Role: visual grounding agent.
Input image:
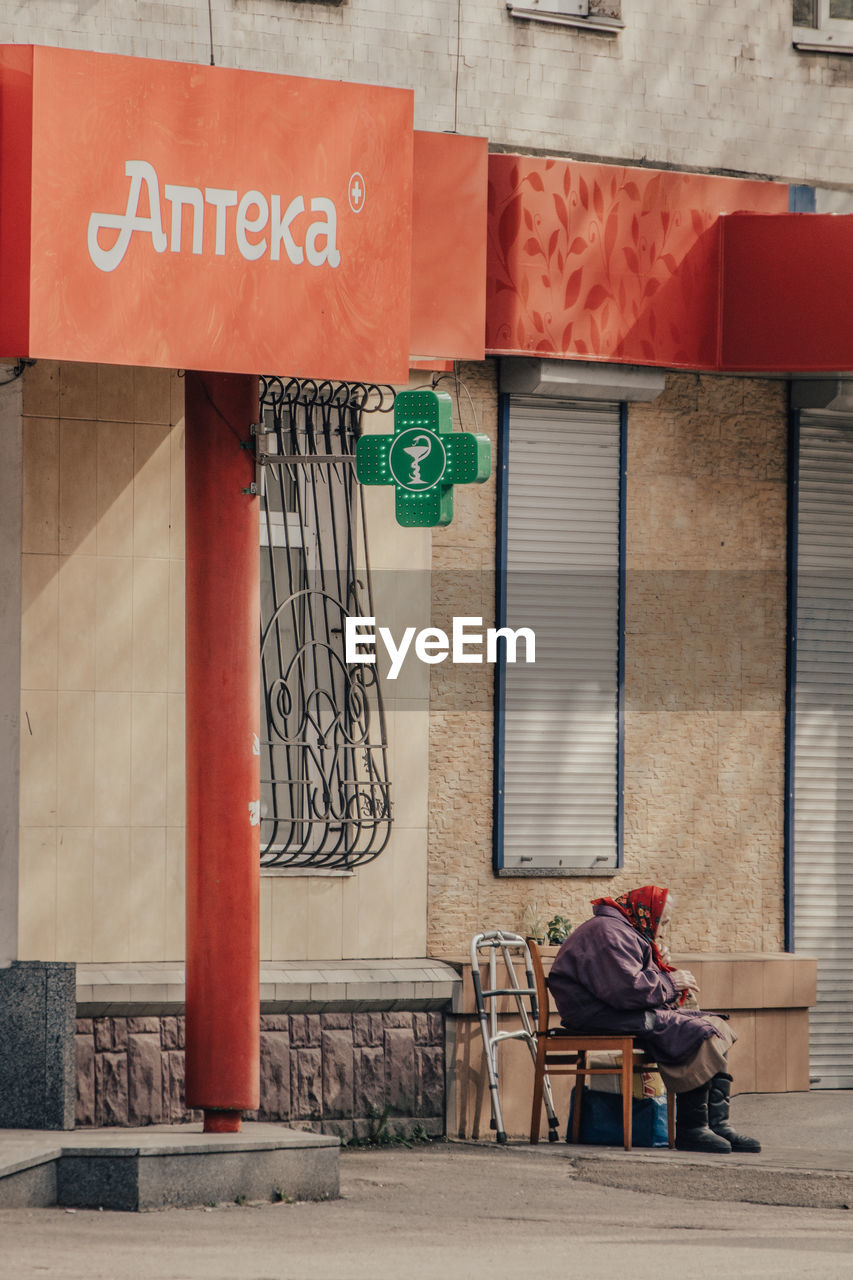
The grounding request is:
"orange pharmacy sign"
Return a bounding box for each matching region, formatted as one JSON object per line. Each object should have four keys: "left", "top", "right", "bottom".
{"left": 0, "top": 46, "right": 414, "bottom": 380}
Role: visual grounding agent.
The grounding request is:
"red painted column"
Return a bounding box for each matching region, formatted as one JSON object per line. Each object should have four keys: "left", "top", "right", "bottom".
{"left": 184, "top": 370, "right": 260, "bottom": 1133}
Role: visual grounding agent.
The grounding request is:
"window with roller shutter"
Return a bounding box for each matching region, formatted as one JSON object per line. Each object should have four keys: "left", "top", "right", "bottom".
{"left": 494, "top": 397, "right": 623, "bottom": 875}
{"left": 792, "top": 409, "right": 853, "bottom": 1087}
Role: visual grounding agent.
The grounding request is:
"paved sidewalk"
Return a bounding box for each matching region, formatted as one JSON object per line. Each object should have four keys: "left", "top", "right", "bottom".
{"left": 464, "top": 1089, "right": 853, "bottom": 1208}
{"left": 1, "top": 1090, "right": 852, "bottom": 1210}
{"left": 2, "top": 1126, "right": 853, "bottom": 1280}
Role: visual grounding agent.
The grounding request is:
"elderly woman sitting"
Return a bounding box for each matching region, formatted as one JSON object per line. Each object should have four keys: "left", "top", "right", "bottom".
{"left": 546, "top": 885, "right": 760, "bottom": 1153}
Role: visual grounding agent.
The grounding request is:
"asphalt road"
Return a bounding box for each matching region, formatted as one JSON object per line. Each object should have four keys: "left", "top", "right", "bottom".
{"left": 2, "top": 1143, "right": 852, "bottom": 1280}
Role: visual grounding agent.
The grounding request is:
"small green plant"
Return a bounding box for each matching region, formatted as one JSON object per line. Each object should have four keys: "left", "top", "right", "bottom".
{"left": 520, "top": 900, "right": 546, "bottom": 942}
{"left": 341, "top": 1105, "right": 437, "bottom": 1150}
{"left": 272, "top": 1187, "right": 291, "bottom": 1204}
{"left": 367, "top": 1103, "right": 395, "bottom": 1145}
{"left": 546, "top": 914, "right": 572, "bottom": 944}
{"left": 234, "top": 1194, "right": 247, "bottom": 1206}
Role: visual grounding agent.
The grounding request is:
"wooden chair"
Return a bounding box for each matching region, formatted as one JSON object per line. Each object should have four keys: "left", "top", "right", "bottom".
{"left": 527, "top": 939, "right": 675, "bottom": 1151}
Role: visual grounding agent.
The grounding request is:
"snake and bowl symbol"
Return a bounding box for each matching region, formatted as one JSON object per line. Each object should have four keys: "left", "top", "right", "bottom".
{"left": 402, "top": 434, "right": 433, "bottom": 485}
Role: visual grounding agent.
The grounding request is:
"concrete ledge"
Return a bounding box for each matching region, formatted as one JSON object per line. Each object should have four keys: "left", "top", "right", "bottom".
{"left": 76, "top": 959, "right": 461, "bottom": 1016}
{"left": 0, "top": 1159, "right": 58, "bottom": 1209}
{"left": 572, "top": 1153, "right": 853, "bottom": 1210}
{"left": 0, "top": 1125, "right": 339, "bottom": 1211}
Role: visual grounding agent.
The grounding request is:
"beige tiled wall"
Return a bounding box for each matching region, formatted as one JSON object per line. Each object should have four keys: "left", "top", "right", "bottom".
{"left": 19, "top": 358, "right": 785, "bottom": 967}
{"left": 18, "top": 361, "right": 186, "bottom": 963}
{"left": 19, "top": 361, "right": 433, "bottom": 964}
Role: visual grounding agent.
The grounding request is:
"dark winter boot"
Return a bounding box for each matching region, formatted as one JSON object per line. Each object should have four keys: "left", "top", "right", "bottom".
{"left": 675, "top": 1083, "right": 732, "bottom": 1153}
{"left": 707, "top": 1072, "right": 761, "bottom": 1153}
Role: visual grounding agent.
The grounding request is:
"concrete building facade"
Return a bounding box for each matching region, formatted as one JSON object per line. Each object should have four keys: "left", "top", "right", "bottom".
{"left": 0, "top": 2, "right": 851, "bottom": 1132}
{"left": 2, "top": 3, "right": 852, "bottom": 183}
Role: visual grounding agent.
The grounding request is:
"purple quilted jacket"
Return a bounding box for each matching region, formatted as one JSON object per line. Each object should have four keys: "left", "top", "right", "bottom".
{"left": 546, "top": 903, "right": 716, "bottom": 1064}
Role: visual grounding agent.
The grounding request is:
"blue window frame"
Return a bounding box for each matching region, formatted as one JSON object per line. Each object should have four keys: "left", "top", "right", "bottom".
{"left": 493, "top": 395, "right": 625, "bottom": 876}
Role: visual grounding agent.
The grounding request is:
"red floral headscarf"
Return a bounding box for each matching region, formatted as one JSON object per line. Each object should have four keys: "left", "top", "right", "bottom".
{"left": 592, "top": 885, "right": 673, "bottom": 974}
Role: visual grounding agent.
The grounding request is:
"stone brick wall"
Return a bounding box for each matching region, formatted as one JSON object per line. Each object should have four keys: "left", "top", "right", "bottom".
{"left": 75, "top": 1015, "right": 190, "bottom": 1128}
{"left": 427, "top": 360, "right": 499, "bottom": 954}
{"left": 427, "top": 369, "right": 788, "bottom": 958}
{"left": 1, "top": 3, "right": 851, "bottom": 186}
{"left": 75, "top": 1011, "right": 445, "bottom": 1137}
{"left": 624, "top": 373, "right": 788, "bottom": 953}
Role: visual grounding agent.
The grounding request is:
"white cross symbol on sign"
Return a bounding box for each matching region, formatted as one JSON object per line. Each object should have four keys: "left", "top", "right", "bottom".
{"left": 349, "top": 172, "right": 365, "bottom": 213}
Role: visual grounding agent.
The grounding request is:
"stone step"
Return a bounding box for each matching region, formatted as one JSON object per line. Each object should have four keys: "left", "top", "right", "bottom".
{"left": 0, "top": 1124, "right": 339, "bottom": 1211}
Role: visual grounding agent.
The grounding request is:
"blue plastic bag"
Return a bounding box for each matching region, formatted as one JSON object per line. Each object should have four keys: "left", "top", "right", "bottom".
{"left": 567, "top": 1086, "right": 669, "bottom": 1147}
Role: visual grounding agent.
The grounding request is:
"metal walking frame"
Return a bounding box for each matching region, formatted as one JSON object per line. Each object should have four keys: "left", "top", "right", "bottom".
{"left": 470, "top": 931, "right": 561, "bottom": 1144}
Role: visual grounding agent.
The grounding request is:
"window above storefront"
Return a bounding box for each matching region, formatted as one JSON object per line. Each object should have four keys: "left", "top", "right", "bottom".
{"left": 506, "top": 0, "right": 623, "bottom": 33}
{"left": 794, "top": 0, "right": 853, "bottom": 53}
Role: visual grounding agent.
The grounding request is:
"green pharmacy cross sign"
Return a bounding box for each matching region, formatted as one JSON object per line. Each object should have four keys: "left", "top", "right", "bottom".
{"left": 355, "top": 388, "right": 491, "bottom": 527}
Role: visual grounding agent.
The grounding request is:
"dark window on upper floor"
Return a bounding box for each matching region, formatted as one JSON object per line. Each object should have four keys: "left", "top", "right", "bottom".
{"left": 794, "top": 1, "right": 853, "bottom": 51}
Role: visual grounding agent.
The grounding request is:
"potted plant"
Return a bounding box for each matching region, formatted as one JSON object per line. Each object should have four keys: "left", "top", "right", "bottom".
{"left": 520, "top": 900, "right": 546, "bottom": 943}
{"left": 546, "top": 914, "right": 572, "bottom": 945}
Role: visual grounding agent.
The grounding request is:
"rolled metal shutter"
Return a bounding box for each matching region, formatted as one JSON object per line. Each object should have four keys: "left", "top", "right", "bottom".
{"left": 502, "top": 398, "right": 621, "bottom": 870}
{"left": 794, "top": 410, "right": 853, "bottom": 1088}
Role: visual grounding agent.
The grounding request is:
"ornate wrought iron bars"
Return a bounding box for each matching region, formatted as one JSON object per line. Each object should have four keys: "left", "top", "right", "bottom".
{"left": 256, "top": 378, "right": 394, "bottom": 869}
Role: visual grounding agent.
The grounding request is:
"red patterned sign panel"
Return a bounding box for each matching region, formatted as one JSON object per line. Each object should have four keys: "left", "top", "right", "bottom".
{"left": 486, "top": 155, "right": 788, "bottom": 370}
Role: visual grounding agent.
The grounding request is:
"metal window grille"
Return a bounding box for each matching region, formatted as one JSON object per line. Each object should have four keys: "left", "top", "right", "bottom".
{"left": 257, "top": 376, "right": 394, "bottom": 869}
